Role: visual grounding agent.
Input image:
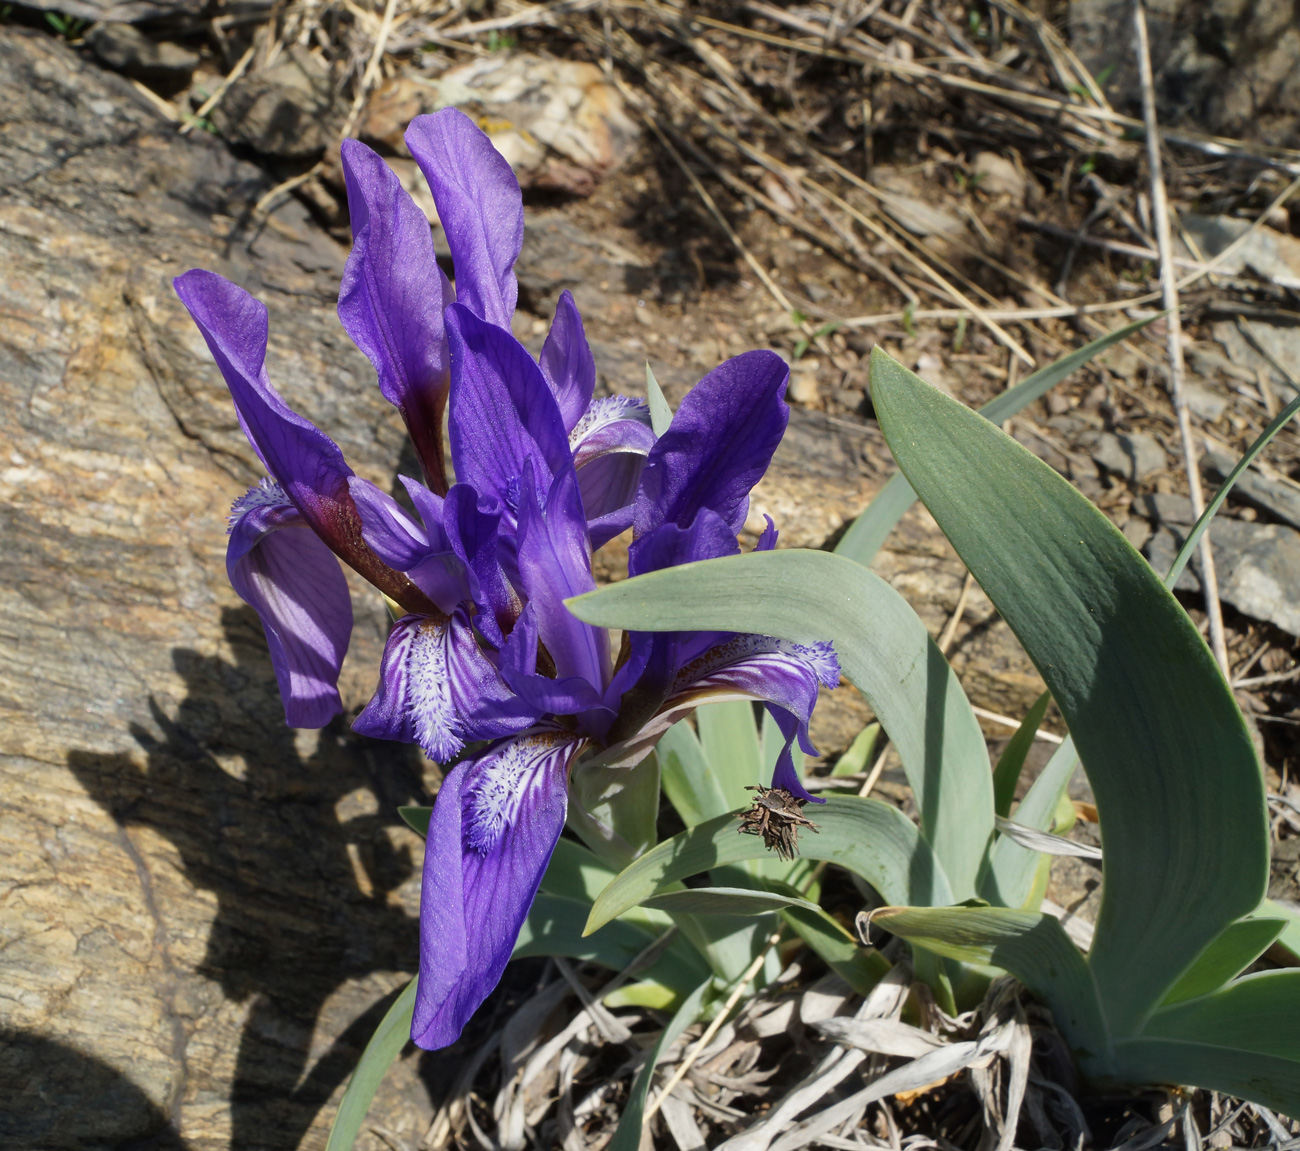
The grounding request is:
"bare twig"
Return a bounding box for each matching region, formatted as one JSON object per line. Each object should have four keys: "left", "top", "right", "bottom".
{"left": 644, "top": 931, "right": 784, "bottom": 1127}
{"left": 181, "top": 43, "right": 256, "bottom": 135}
{"left": 937, "top": 572, "right": 975, "bottom": 655}
{"left": 1135, "top": 0, "right": 1229, "bottom": 676}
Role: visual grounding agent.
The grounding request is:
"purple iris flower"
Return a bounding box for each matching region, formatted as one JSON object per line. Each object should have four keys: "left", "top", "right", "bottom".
{"left": 174, "top": 107, "right": 839, "bottom": 1052}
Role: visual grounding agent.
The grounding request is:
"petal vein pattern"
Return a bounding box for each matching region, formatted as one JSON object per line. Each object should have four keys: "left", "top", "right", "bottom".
{"left": 414, "top": 731, "right": 578, "bottom": 1050}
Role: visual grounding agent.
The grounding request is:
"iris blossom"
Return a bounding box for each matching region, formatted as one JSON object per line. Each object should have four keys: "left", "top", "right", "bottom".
{"left": 175, "top": 108, "right": 839, "bottom": 1051}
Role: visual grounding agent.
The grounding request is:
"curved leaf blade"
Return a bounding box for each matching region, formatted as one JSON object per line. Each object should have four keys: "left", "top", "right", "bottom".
{"left": 325, "top": 979, "right": 416, "bottom": 1151}
{"left": 869, "top": 348, "right": 1269, "bottom": 1037}
{"left": 834, "top": 315, "right": 1158, "bottom": 566}
{"left": 569, "top": 552, "right": 992, "bottom": 898}
{"left": 608, "top": 977, "right": 712, "bottom": 1151}
{"left": 643, "top": 886, "right": 821, "bottom": 916}
{"left": 1160, "top": 918, "right": 1286, "bottom": 1007}
{"left": 992, "top": 692, "right": 1050, "bottom": 818}
{"left": 586, "top": 796, "right": 954, "bottom": 934}
{"left": 871, "top": 905, "right": 1106, "bottom": 1052}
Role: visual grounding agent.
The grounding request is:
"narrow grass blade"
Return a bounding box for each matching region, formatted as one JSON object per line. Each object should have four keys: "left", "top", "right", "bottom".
{"left": 992, "top": 692, "right": 1051, "bottom": 817}
{"left": 607, "top": 977, "right": 712, "bottom": 1151}
{"left": 568, "top": 551, "right": 992, "bottom": 899}
{"left": 586, "top": 796, "right": 954, "bottom": 934}
{"left": 325, "top": 979, "right": 416, "bottom": 1151}
{"left": 697, "top": 700, "right": 765, "bottom": 808}
{"left": 396, "top": 805, "right": 431, "bottom": 837}
{"left": 870, "top": 348, "right": 1268, "bottom": 1037}
{"left": 835, "top": 315, "right": 1158, "bottom": 567}
{"left": 1165, "top": 391, "right": 1300, "bottom": 587}
{"left": 834, "top": 722, "right": 881, "bottom": 777}
{"left": 657, "top": 721, "right": 726, "bottom": 829}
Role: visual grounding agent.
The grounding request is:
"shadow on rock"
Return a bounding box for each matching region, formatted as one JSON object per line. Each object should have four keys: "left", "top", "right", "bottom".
{"left": 67, "top": 607, "right": 430, "bottom": 1151}
{"left": 3, "top": 1030, "right": 188, "bottom": 1151}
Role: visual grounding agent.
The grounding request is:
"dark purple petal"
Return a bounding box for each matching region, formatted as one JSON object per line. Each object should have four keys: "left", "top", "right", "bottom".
{"left": 413, "top": 731, "right": 578, "bottom": 1050}
{"left": 404, "top": 109, "right": 522, "bottom": 330}
{"left": 515, "top": 462, "right": 609, "bottom": 689}
{"left": 348, "top": 476, "right": 431, "bottom": 570}
{"left": 666, "top": 635, "right": 841, "bottom": 803}
{"left": 338, "top": 139, "right": 453, "bottom": 492}
{"left": 443, "top": 483, "right": 518, "bottom": 645}
{"left": 498, "top": 604, "right": 609, "bottom": 721}
{"left": 348, "top": 477, "right": 474, "bottom": 613}
{"left": 227, "top": 481, "right": 352, "bottom": 728}
{"left": 633, "top": 350, "right": 789, "bottom": 538}
{"left": 446, "top": 305, "right": 571, "bottom": 513}
{"left": 174, "top": 269, "right": 436, "bottom": 616}
{"left": 176, "top": 269, "right": 353, "bottom": 512}
{"left": 353, "top": 609, "right": 538, "bottom": 762}
{"left": 539, "top": 290, "right": 595, "bottom": 433}
{"left": 756, "top": 514, "right": 779, "bottom": 551}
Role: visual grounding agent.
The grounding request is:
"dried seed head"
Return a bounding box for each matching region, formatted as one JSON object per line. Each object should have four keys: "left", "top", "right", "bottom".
{"left": 737, "top": 785, "right": 819, "bottom": 861}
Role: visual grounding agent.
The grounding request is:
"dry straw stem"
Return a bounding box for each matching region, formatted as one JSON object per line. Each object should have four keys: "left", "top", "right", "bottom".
{"left": 643, "top": 930, "right": 785, "bottom": 1129}
{"left": 180, "top": 43, "right": 255, "bottom": 135}
{"left": 1134, "top": 0, "right": 1229, "bottom": 676}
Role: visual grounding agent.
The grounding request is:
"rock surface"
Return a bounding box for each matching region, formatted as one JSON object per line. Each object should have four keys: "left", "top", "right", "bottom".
{"left": 361, "top": 54, "right": 639, "bottom": 196}
{"left": 1070, "top": 0, "right": 1300, "bottom": 148}
{"left": 211, "top": 45, "right": 342, "bottom": 160}
{"left": 1141, "top": 495, "right": 1300, "bottom": 636}
{"left": 0, "top": 28, "right": 435, "bottom": 1151}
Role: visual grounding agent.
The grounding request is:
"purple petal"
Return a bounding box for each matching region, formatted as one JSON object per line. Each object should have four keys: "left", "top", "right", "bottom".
{"left": 666, "top": 635, "right": 841, "bottom": 803}
{"left": 227, "top": 481, "right": 352, "bottom": 728}
{"left": 633, "top": 350, "right": 790, "bottom": 538}
{"left": 175, "top": 269, "right": 435, "bottom": 615}
{"left": 175, "top": 270, "right": 353, "bottom": 513}
{"left": 570, "top": 395, "right": 655, "bottom": 548}
{"left": 498, "top": 603, "right": 609, "bottom": 721}
{"left": 338, "top": 139, "right": 453, "bottom": 492}
{"left": 348, "top": 477, "right": 474, "bottom": 613}
{"left": 446, "top": 305, "right": 572, "bottom": 514}
{"left": 354, "top": 609, "right": 539, "bottom": 762}
{"left": 413, "top": 732, "right": 578, "bottom": 1050}
{"left": 443, "top": 483, "right": 519, "bottom": 645}
{"left": 539, "top": 290, "right": 596, "bottom": 433}
{"left": 515, "top": 462, "right": 610, "bottom": 689}
{"left": 405, "top": 109, "right": 523, "bottom": 330}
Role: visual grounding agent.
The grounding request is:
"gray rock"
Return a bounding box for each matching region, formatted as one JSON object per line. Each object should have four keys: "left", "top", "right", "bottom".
{"left": 1070, "top": 0, "right": 1300, "bottom": 148}
{"left": 1182, "top": 214, "right": 1300, "bottom": 290}
{"left": 1213, "top": 318, "right": 1300, "bottom": 394}
{"left": 211, "top": 45, "right": 342, "bottom": 160}
{"left": 19, "top": 0, "right": 202, "bottom": 25}
{"left": 86, "top": 23, "right": 198, "bottom": 84}
{"left": 0, "top": 27, "right": 435, "bottom": 1151}
{"left": 1145, "top": 511, "right": 1300, "bottom": 636}
{"left": 1088, "top": 430, "right": 1167, "bottom": 482}
{"left": 1182, "top": 378, "right": 1229, "bottom": 421}
{"left": 1204, "top": 450, "right": 1300, "bottom": 532}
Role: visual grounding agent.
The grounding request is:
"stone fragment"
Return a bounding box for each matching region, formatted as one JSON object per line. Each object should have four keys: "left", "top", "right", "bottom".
{"left": 86, "top": 23, "right": 198, "bottom": 85}
{"left": 1181, "top": 378, "right": 1229, "bottom": 421}
{"left": 1182, "top": 215, "right": 1300, "bottom": 289}
{"left": 1212, "top": 319, "right": 1300, "bottom": 392}
{"left": 788, "top": 362, "right": 821, "bottom": 405}
{"left": 211, "top": 45, "right": 342, "bottom": 160}
{"left": 362, "top": 54, "right": 639, "bottom": 195}
{"left": 972, "top": 151, "right": 1025, "bottom": 205}
{"left": 1203, "top": 450, "right": 1300, "bottom": 532}
{"left": 1088, "top": 430, "right": 1167, "bottom": 482}
{"left": 1141, "top": 495, "right": 1300, "bottom": 636}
